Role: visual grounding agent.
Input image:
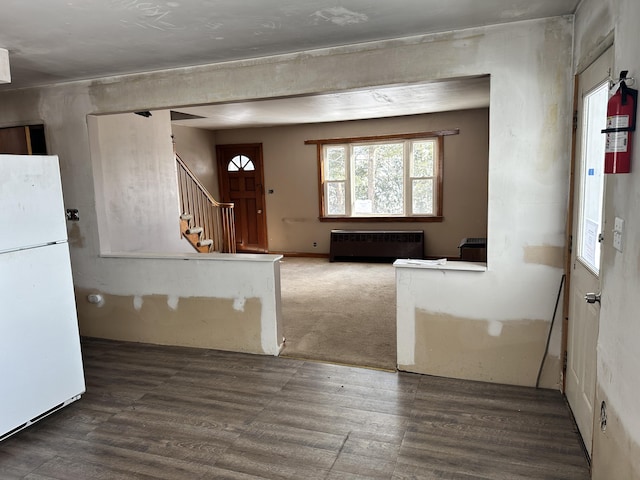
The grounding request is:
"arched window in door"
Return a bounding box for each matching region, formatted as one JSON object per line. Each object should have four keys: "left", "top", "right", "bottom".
{"left": 227, "top": 155, "right": 255, "bottom": 172}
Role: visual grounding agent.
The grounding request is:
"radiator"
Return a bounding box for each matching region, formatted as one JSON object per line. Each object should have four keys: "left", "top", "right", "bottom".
{"left": 329, "top": 229, "right": 424, "bottom": 262}
{"left": 458, "top": 237, "right": 487, "bottom": 262}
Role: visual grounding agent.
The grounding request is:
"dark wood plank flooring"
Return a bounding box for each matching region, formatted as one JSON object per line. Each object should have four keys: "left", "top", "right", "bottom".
{"left": 0, "top": 338, "right": 590, "bottom": 479}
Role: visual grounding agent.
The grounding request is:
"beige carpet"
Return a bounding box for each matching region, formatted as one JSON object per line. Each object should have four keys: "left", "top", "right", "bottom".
{"left": 279, "top": 257, "right": 397, "bottom": 370}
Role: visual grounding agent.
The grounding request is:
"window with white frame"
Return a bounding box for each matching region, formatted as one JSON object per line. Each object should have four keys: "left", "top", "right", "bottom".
{"left": 311, "top": 131, "right": 455, "bottom": 220}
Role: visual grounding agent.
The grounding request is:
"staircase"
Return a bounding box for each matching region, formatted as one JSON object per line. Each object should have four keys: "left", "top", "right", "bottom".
{"left": 175, "top": 153, "right": 236, "bottom": 253}
{"left": 179, "top": 214, "right": 214, "bottom": 253}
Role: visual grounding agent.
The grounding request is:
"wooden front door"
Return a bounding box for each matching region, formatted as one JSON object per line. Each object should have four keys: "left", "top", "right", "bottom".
{"left": 216, "top": 143, "right": 268, "bottom": 253}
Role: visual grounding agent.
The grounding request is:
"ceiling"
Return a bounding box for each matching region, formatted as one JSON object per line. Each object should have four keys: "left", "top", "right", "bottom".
{"left": 0, "top": 0, "right": 579, "bottom": 128}
{"left": 170, "top": 75, "right": 492, "bottom": 130}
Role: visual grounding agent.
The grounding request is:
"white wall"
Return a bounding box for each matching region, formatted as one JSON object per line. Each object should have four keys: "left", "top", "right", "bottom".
{"left": 171, "top": 124, "right": 219, "bottom": 198}
{"left": 0, "top": 17, "right": 571, "bottom": 385}
{"left": 387, "top": 17, "right": 573, "bottom": 388}
{"left": 575, "top": 0, "right": 640, "bottom": 477}
{"left": 89, "top": 110, "right": 190, "bottom": 253}
{"left": 77, "top": 252, "right": 283, "bottom": 356}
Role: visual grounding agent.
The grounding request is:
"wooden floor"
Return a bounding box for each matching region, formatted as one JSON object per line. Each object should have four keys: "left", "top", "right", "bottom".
{"left": 1, "top": 338, "right": 590, "bottom": 480}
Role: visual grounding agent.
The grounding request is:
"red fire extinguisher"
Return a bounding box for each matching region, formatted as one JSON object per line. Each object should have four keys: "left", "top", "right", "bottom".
{"left": 602, "top": 71, "right": 637, "bottom": 174}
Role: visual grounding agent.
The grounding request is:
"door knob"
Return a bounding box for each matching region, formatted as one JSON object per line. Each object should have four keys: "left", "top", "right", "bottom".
{"left": 257, "top": 209, "right": 263, "bottom": 214}
{"left": 585, "top": 292, "right": 601, "bottom": 304}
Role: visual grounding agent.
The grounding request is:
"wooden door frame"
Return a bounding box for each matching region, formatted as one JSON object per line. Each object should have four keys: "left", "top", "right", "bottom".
{"left": 561, "top": 75, "right": 580, "bottom": 392}
{"left": 216, "top": 143, "right": 269, "bottom": 253}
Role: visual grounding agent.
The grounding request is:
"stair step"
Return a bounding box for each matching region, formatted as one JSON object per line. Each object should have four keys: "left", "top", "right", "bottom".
{"left": 186, "top": 226, "right": 203, "bottom": 235}
{"left": 197, "top": 239, "right": 213, "bottom": 247}
{"left": 180, "top": 214, "right": 193, "bottom": 221}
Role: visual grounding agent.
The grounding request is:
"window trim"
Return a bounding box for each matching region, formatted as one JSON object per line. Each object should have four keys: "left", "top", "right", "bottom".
{"left": 306, "top": 130, "right": 458, "bottom": 222}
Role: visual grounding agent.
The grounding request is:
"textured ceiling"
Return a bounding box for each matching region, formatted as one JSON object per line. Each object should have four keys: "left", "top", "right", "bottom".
{"left": 1, "top": 0, "right": 579, "bottom": 90}
{"left": 170, "top": 75, "right": 492, "bottom": 130}
{"left": 0, "top": 1, "right": 578, "bottom": 127}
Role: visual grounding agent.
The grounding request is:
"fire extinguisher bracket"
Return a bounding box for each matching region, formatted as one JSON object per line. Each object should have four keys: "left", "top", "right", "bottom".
{"left": 600, "top": 87, "right": 638, "bottom": 134}
{"left": 601, "top": 126, "right": 635, "bottom": 133}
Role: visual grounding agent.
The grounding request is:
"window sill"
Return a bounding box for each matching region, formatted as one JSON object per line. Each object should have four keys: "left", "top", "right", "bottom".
{"left": 318, "top": 216, "right": 443, "bottom": 223}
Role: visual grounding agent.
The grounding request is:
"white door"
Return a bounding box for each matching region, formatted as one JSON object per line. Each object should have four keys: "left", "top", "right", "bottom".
{"left": 565, "top": 46, "right": 612, "bottom": 456}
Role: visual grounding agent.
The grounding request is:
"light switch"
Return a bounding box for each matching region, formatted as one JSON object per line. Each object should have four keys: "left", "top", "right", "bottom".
{"left": 613, "top": 216, "right": 624, "bottom": 252}
{"left": 614, "top": 217, "right": 624, "bottom": 232}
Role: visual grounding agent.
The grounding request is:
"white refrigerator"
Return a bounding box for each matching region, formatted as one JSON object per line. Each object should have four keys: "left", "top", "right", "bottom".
{"left": 0, "top": 154, "right": 86, "bottom": 441}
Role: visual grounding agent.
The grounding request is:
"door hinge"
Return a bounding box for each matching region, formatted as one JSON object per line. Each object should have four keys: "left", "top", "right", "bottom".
{"left": 573, "top": 111, "right": 579, "bottom": 132}
{"left": 563, "top": 350, "right": 568, "bottom": 372}
{"left": 568, "top": 234, "right": 573, "bottom": 254}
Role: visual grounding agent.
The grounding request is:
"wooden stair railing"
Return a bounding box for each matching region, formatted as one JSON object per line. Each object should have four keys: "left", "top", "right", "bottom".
{"left": 175, "top": 153, "right": 236, "bottom": 253}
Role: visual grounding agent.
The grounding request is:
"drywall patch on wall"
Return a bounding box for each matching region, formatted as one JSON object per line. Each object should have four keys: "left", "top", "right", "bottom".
{"left": 76, "top": 289, "right": 264, "bottom": 354}
{"left": 400, "top": 309, "right": 555, "bottom": 387}
{"left": 523, "top": 245, "right": 564, "bottom": 268}
{"left": 111, "top": 0, "right": 179, "bottom": 31}
{"left": 67, "top": 222, "right": 85, "bottom": 249}
{"left": 167, "top": 295, "right": 179, "bottom": 310}
{"left": 281, "top": 217, "right": 313, "bottom": 224}
{"left": 133, "top": 295, "right": 144, "bottom": 311}
{"left": 311, "top": 7, "right": 368, "bottom": 26}
{"left": 233, "top": 297, "right": 246, "bottom": 311}
{"left": 488, "top": 320, "right": 503, "bottom": 337}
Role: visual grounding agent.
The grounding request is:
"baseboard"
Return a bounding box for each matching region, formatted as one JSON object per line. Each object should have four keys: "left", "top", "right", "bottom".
{"left": 272, "top": 251, "right": 329, "bottom": 259}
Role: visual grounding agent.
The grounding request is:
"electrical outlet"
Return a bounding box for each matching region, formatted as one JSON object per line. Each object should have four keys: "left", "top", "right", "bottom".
{"left": 613, "top": 232, "right": 623, "bottom": 251}
{"left": 613, "top": 216, "right": 624, "bottom": 252}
